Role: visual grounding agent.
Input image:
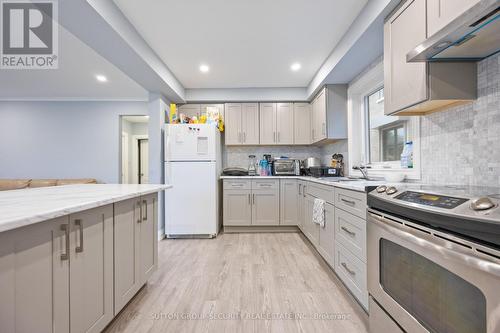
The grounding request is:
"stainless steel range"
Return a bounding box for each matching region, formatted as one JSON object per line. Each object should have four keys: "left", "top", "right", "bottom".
{"left": 367, "top": 184, "right": 500, "bottom": 333}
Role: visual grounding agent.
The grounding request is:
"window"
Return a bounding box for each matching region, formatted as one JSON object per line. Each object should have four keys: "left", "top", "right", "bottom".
{"left": 366, "top": 88, "right": 408, "bottom": 164}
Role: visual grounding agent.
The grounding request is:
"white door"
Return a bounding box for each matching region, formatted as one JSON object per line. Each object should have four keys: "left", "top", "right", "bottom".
{"left": 139, "top": 139, "right": 149, "bottom": 184}
{"left": 121, "top": 132, "right": 129, "bottom": 183}
{"left": 165, "top": 124, "right": 216, "bottom": 161}
{"left": 241, "top": 103, "right": 260, "bottom": 145}
{"left": 165, "top": 161, "right": 217, "bottom": 236}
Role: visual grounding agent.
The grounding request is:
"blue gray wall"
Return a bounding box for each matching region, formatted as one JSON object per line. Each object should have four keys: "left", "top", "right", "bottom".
{"left": 0, "top": 101, "right": 148, "bottom": 183}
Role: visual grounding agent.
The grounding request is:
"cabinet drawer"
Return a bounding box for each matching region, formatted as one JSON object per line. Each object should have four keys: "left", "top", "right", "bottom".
{"left": 334, "top": 243, "right": 368, "bottom": 309}
{"left": 252, "top": 179, "right": 279, "bottom": 190}
{"left": 223, "top": 179, "right": 251, "bottom": 190}
{"left": 334, "top": 188, "right": 366, "bottom": 219}
{"left": 306, "top": 183, "right": 334, "bottom": 204}
{"left": 335, "top": 208, "right": 366, "bottom": 262}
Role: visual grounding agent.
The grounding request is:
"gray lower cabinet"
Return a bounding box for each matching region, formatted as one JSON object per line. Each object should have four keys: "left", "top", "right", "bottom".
{"left": 223, "top": 179, "right": 279, "bottom": 226}
{"left": 0, "top": 204, "right": 115, "bottom": 333}
{"left": 317, "top": 202, "right": 335, "bottom": 268}
{"left": 69, "top": 205, "right": 114, "bottom": 333}
{"left": 0, "top": 216, "right": 70, "bottom": 333}
{"left": 114, "top": 194, "right": 158, "bottom": 315}
{"left": 280, "top": 179, "right": 298, "bottom": 225}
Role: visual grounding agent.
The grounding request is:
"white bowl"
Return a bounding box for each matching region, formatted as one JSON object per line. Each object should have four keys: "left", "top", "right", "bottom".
{"left": 384, "top": 173, "right": 406, "bottom": 182}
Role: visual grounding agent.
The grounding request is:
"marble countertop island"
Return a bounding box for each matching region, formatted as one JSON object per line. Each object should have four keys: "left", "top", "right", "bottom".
{"left": 0, "top": 184, "right": 172, "bottom": 233}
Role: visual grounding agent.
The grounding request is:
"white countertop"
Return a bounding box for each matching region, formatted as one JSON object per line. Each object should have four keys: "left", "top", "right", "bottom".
{"left": 220, "top": 175, "right": 405, "bottom": 192}
{"left": 0, "top": 184, "right": 172, "bottom": 233}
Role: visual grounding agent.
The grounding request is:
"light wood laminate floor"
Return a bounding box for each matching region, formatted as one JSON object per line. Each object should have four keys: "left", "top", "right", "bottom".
{"left": 104, "top": 232, "right": 368, "bottom": 333}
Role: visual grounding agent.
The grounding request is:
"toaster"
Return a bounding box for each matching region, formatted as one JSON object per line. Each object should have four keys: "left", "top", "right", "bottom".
{"left": 272, "top": 159, "right": 300, "bottom": 176}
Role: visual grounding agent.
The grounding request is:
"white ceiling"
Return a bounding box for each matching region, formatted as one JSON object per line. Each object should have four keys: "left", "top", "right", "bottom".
{"left": 114, "top": 0, "right": 368, "bottom": 89}
{"left": 0, "top": 23, "right": 148, "bottom": 101}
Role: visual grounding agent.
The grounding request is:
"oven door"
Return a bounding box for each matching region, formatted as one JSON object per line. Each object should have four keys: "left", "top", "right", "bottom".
{"left": 367, "top": 209, "right": 500, "bottom": 333}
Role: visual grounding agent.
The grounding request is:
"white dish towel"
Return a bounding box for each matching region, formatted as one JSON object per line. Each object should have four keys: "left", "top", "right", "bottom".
{"left": 313, "top": 198, "right": 325, "bottom": 228}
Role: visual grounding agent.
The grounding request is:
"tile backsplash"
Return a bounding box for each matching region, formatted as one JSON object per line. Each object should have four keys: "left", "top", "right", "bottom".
{"left": 420, "top": 53, "right": 500, "bottom": 186}
{"left": 223, "top": 140, "right": 349, "bottom": 170}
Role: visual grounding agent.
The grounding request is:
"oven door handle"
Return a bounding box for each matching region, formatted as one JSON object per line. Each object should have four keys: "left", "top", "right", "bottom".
{"left": 367, "top": 211, "right": 500, "bottom": 271}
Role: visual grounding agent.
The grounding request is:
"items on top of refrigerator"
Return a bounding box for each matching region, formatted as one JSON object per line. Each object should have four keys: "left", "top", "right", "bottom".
{"left": 167, "top": 104, "right": 225, "bottom": 132}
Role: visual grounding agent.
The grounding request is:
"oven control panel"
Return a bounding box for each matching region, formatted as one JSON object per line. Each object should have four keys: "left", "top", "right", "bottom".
{"left": 395, "top": 191, "right": 468, "bottom": 209}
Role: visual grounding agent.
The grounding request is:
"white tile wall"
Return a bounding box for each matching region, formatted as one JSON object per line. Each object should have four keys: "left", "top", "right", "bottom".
{"left": 420, "top": 53, "right": 500, "bottom": 186}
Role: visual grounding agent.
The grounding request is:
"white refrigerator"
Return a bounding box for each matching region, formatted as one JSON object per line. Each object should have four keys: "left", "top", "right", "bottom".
{"left": 164, "top": 124, "right": 221, "bottom": 238}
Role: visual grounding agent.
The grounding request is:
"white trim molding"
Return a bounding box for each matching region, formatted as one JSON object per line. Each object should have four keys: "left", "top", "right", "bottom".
{"left": 347, "top": 59, "right": 421, "bottom": 180}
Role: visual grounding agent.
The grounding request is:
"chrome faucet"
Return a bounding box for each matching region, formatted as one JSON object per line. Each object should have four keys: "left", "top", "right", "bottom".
{"left": 354, "top": 163, "right": 370, "bottom": 180}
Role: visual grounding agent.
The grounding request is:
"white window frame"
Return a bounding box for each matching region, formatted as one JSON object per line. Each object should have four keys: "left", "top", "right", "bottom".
{"left": 347, "top": 60, "right": 421, "bottom": 180}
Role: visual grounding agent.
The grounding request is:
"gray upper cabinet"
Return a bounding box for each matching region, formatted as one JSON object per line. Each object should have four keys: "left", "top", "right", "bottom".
{"left": 224, "top": 103, "right": 259, "bottom": 145}
{"left": 259, "top": 103, "right": 277, "bottom": 144}
{"left": 311, "top": 85, "right": 348, "bottom": 143}
{"left": 293, "top": 103, "right": 312, "bottom": 144}
{"left": 224, "top": 103, "right": 243, "bottom": 145}
{"left": 427, "top": 0, "right": 481, "bottom": 37}
{"left": 276, "top": 103, "right": 294, "bottom": 144}
{"left": 384, "top": 0, "right": 477, "bottom": 115}
{"left": 241, "top": 103, "right": 260, "bottom": 145}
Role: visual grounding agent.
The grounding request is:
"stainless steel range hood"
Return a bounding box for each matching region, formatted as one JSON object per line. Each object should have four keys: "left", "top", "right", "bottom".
{"left": 407, "top": 0, "right": 500, "bottom": 62}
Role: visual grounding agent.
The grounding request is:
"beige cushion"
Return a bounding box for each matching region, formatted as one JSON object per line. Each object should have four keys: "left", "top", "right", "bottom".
{"left": 0, "top": 179, "right": 31, "bottom": 191}
{"left": 29, "top": 179, "right": 57, "bottom": 188}
{"left": 56, "top": 178, "right": 97, "bottom": 186}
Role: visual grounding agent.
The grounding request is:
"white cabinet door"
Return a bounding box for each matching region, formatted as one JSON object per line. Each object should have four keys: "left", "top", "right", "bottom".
{"left": 114, "top": 198, "right": 141, "bottom": 314}
{"left": 0, "top": 217, "right": 70, "bottom": 333}
{"left": 224, "top": 103, "right": 242, "bottom": 145}
{"left": 252, "top": 190, "right": 279, "bottom": 225}
{"left": 259, "top": 103, "right": 277, "bottom": 145}
{"left": 293, "top": 103, "right": 312, "bottom": 144}
{"left": 241, "top": 103, "right": 259, "bottom": 145}
{"left": 427, "top": 0, "right": 480, "bottom": 37}
{"left": 223, "top": 189, "right": 252, "bottom": 226}
{"left": 318, "top": 203, "right": 335, "bottom": 268}
{"left": 69, "top": 205, "right": 113, "bottom": 333}
{"left": 139, "top": 193, "right": 158, "bottom": 283}
{"left": 280, "top": 179, "right": 298, "bottom": 225}
{"left": 384, "top": 0, "right": 427, "bottom": 114}
{"left": 276, "top": 103, "right": 294, "bottom": 144}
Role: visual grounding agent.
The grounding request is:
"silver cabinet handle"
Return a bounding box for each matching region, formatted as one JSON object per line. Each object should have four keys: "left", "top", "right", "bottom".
{"left": 298, "top": 184, "right": 302, "bottom": 195}
{"left": 253, "top": 194, "right": 255, "bottom": 204}
{"left": 341, "top": 198, "right": 356, "bottom": 205}
{"left": 75, "top": 219, "right": 83, "bottom": 253}
{"left": 137, "top": 201, "right": 142, "bottom": 223}
{"left": 341, "top": 262, "right": 356, "bottom": 275}
{"left": 243, "top": 132, "right": 246, "bottom": 143}
{"left": 231, "top": 183, "right": 244, "bottom": 187}
{"left": 273, "top": 132, "right": 276, "bottom": 143}
{"left": 312, "top": 128, "right": 315, "bottom": 140}
{"left": 341, "top": 226, "right": 356, "bottom": 236}
{"left": 60, "top": 224, "right": 70, "bottom": 261}
{"left": 248, "top": 194, "right": 251, "bottom": 205}
{"left": 278, "top": 132, "right": 280, "bottom": 142}
{"left": 142, "top": 199, "right": 148, "bottom": 221}
{"left": 303, "top": 186, "right": 306, "bottom": 197}
{"left": 258, "top": 183, "right": 272, "bottom": 187}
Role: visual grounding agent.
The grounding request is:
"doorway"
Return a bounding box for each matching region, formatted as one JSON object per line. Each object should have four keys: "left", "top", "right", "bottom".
{"left": 120, "top": 115, "right": 149, "bottom": 184}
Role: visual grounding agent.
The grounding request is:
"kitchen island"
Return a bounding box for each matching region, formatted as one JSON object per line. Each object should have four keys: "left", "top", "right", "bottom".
{"left": 0, "top": 184, "right": 171, "bottom": 333}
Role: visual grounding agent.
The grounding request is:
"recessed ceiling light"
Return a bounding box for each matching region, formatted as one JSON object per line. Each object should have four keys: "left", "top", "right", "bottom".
{"left": 291, "top": 63, "right": 301, "bottom": 71}
{"left": 96, "top": 74, "right": 108, "bottom": 82}
{"left": 199, "top": 64, "right": 210, "bottom": 73}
